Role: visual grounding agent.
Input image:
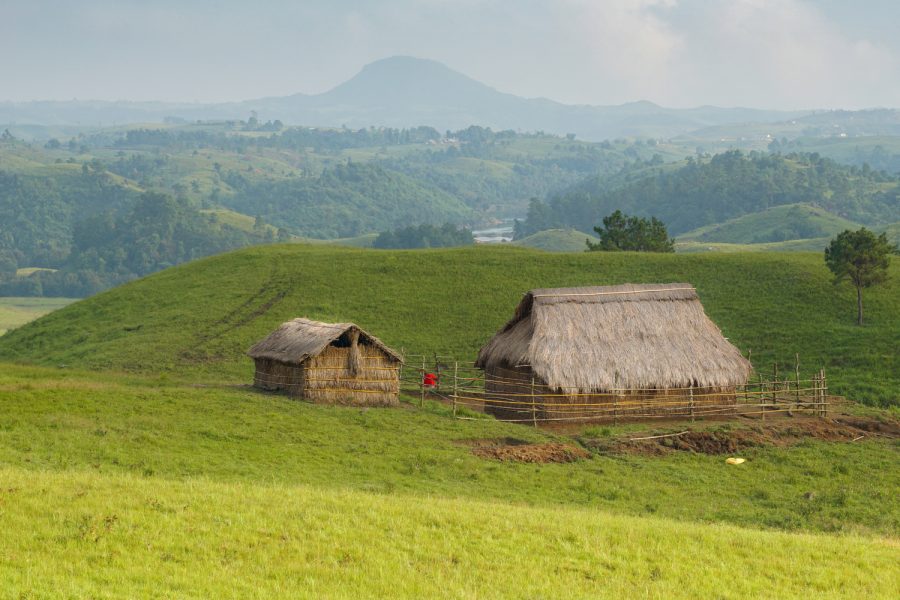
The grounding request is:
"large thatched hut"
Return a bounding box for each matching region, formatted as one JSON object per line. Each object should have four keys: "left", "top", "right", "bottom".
{"left": 475, "top": 283, "right": 752, "bottom": 422}
{"left": 248, "top": 318, "right": 402, "bottom": 406}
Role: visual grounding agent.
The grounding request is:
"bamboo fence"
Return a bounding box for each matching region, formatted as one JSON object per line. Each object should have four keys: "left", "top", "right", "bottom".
{"left": 401, "top": 354, "right": 830, "bottom": 425}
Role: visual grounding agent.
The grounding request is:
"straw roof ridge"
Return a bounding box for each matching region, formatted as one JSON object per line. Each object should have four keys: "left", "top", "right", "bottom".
{"left": 248, "top": 317, "right": 402, "bottom": 364}
{"left": 476, "top": 283, "right": 752, "bottom": 391}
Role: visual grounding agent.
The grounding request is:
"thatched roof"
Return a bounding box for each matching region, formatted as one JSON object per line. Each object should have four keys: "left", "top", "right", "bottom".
{"left": 248, "top": 318, "right": 402, "bottom": 364}
{"left": 475, "top": 283, "right": 752, "bottom": 391}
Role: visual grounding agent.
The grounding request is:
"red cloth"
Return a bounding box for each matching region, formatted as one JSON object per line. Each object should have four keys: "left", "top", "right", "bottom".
{"left": 423, "top": 373, "right": 438, "bottom": 387}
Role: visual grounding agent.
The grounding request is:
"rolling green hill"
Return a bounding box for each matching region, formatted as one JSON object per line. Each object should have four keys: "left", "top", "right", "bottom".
{"left": 679, "top": 204, "right": 862, "bottom": 244}
{"left": 2, "top": 123, "right": 689, "bottom": 298}
{"left": 1, "top": 245, "right": 898, "bottom": 596}
{"left": 1, "top": 244, "right": 896, "bottom": 405}
{"left": 675, "top": 238, "right": 832, "bottom": 253}
{"left": 513, "top": 228, "right": 598, "bottom": 251}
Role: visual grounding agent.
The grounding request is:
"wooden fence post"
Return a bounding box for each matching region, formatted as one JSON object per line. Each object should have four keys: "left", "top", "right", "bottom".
{"left": 814, "top": 370, "right": 823, "bottom": 417}
{"left": 772, "top": 362, "right": 778, "bottom": 410}
{"left": 819, "top": 370, "right": 825, "bottom": 417}
{"left": 689, "top": 386, "right": 695, "bottom": 422}
{"left": 452, "top": 361, "right": 458, "bottom": 418}
{"left": 794, "top": 354, "right": 801, "bottom": 410}
{"left": 812, "top": 371, "right": 819, "bottom": 416}
{"left": 420, "top": 355, "right": 426, "bottom": 408}
{"left": 530, "top": 375, "right": 537, "bottom": 427}
{"left": 433, "top": 352, "right": 440, "bottom": 394}
{"left": 821, "top": 368, "right": 828, "bottom": 418}
{"left": 759, "top": 372, "right": 765, "bottom": 422}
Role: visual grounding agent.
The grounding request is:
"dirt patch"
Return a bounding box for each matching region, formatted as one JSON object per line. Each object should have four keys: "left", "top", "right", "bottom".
{"left": 456, "top": 437, "right": 531, "bottom": 450}
{"left": 834, "top": 417, "right": 900, "bottom": 436}
{"left": 470, "top": 441, "right": 590, "bottom": 463}
{"left": 586, "top": 415, "right": 899, "bottom": 456}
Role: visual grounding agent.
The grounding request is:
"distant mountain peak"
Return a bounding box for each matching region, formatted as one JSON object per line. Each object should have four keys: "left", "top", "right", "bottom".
{"left": 360, "top": 55, "right": 454, "bottom": 72}
{"left": 323, "top": 56, "right": 498, "bottom": 103}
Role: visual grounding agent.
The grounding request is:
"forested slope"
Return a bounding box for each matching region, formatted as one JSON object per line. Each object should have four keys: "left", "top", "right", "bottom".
{"left": 519, "top": 151, "right": 900, "bottom": 237}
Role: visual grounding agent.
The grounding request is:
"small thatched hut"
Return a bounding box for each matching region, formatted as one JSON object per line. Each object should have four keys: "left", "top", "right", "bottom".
{"left": 248, "top": 318, "right": 402, "bottom": 406}
{"left": 475, "top": 283, "right": 752, "bottom": 422}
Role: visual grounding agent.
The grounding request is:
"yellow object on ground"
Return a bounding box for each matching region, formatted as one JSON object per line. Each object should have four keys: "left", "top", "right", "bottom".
{"left": 726, "top": 457, "right": 746, "bottom": 465}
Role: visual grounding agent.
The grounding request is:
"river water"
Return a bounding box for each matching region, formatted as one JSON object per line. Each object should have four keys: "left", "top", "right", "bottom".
{"left": 472, "top": 222, "right": 515, "bottom": 243}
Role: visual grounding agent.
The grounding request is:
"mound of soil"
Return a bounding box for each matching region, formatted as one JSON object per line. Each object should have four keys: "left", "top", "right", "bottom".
{"left": 462, "top": 438, "right": 590, "bottom": 463}
{"left": 588, "top": 415, "right": 899, "bottom": 456}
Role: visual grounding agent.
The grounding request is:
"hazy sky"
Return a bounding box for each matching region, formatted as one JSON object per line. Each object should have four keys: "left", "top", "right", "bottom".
{"left": 3, "top": 0, "right": 899, "bottom": 109}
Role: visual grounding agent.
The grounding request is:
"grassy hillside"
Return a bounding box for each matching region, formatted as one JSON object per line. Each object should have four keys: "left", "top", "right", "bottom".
{"left": 3, "top": 363, "right": 896, "bottom": 534}
{"left": 3, "top": 465, "right": 896, "bottom": 598}
{"left": 0, "top": 363, "right": 898, "bottom": 597}
{"left": 198, "top": 207, "right": 283, "bottom": 236}
{"left": 1, "top": 245, "right": 897, "bottom": 405}
{"left": 514, "top": 228, "right": 598, "bottom": 252}
{"left": 0, "top": 297, "right": 76, "bottom": 335}
{"left": 1, "top": 242, "right": 898, "bottom": 596}
{"left": 676, "top": 238, "right": 832, "bottom": 253}
{"left": 677, "top": 219, "right": 900, "bottom": 254}
{"left": 679, "top": 204, "right": 862, "bottom": 244}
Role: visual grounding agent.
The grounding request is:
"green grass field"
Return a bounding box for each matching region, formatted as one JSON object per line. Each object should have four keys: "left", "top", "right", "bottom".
{"left": 3, "top": 466, "right": 896, "bottom": 599}
{"left": 0, "top": 364, "right": 897, "bottom": 597}
{"left": 1, "top": 244, "right": 896, "bottom": 405}
{"left": 0, "top": 296, "right": 76, "bottom": 336}
{"left": 1, "top": 244, "right": 898, "bottom": 596}
{"left": 2, "top": 364, "right": 896, "bottom": 534}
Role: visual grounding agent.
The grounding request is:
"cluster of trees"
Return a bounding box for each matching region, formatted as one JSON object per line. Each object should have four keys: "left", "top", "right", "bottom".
{"left": 518, "top": 151, "right": 900, "bottom": 238}
{"left": 585, "top": 210, "right": 674, "bottom": 252}
{"left": 373, "top": 223, "right": 474, "bottom": 249}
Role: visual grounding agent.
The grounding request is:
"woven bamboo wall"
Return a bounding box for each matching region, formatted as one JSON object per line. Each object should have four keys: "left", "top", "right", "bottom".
{"left": 253, "top": 358, "right": 305, "bottom": 395}
{"left": 484, "top": 364, "right": 736, "bottom": 422}
{"left": 302, "top": 343, "right": 400, "bottom": 406}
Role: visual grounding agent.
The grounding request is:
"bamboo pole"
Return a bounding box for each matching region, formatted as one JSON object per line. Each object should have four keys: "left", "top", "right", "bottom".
{"left": 433, "top": 352, "right": 441, "bottom": 393}
{"left": 530, "top": 374, "right": 537, "bottom": 427}
{"left": 420, "top": 356, "right": 426, "bottom": 408}
{"left": 819, "top": 370, "right": 824, "bottom": 417}
{"left": 689, "top": 386, "right": 695, "bottom": 422}
{"left": 452, "top": 361, "right": 458, "bottom": 418}
{"left": 814, "top": 371, "right": 821, "bottom": 417}
{"left": 794, "top": 354, "right": 801, "bottom": 410}
{"left": 772, "top": 362, "right": 778, "bottom": 408}
{"left": 821, "top": 368, "right": 828, "bottom": 418}
{"left": 759, "top": 372, "right": 765, "bottom": 422}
